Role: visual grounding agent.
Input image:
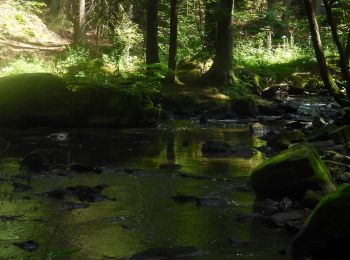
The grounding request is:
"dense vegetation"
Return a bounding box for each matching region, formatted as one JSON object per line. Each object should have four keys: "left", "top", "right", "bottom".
{"left": 1, "top": 0, "right": 350, "bottom": 259}
{"left": 0, "top": 0, "right": 349, "bottom": 122}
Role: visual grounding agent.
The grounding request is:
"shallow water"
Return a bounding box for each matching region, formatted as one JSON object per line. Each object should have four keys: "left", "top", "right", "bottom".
{"left": 0, "top": 120, "right": 293, "bottom": 259}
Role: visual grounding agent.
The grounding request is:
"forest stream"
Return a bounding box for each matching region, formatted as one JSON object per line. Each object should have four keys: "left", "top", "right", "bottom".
{"left": 0, "top": 96, "right": 338, "bottom": 259}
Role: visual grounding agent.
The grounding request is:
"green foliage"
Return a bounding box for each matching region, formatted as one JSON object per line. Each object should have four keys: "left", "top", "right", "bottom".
{"left": 57, "top": 47, "right": 98, "bottom": 79}
{"left": 14, "top": 13, "right": 26, "bottom": 24}
{"left": 48, "top": 10, "right": 73, "bottom": 36}
{"left": 0, "top": 56, "right": 54, "bottom": 76}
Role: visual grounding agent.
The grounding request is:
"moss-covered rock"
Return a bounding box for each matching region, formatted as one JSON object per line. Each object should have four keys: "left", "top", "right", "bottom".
{"left": 0, "top": 73, "right": 73, "bottom": 126}
{"left": 292, "top": 184, "right": 350, "bottom": 258}
{"left": 177, "top": 60, "right": 202, "bottom": 84}
{"left": 0, "top": 73, "right": 161, "bottom": 127}
{"left": 230, "top": 97, "right": 257, "bottom": 118}
{"left": 72, "top": 85, "right": 161, "bottom": 127}
{"left": 251, "top": 145, "right": 336, "bottom": 200}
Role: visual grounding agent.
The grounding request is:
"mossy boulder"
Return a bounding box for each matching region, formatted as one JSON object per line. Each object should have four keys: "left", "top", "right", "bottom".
{"left": 72, "top": 85, "right": 160, "bottom": 127}
{"left": 0, "top": 73, "right": 160, "bottom": 128}
{"left": 251, "top": 145, "right": 336, "bottom": 200}
{"left": 230, "top": 97, "right": 257, "bottom": 118}
{"left": 292, "top": 184, "right": 350, "bottom": 258}
{"left": 0, "top": 73, "right": 73, "bottom": 126}
{"left": 177, "top": 60, "right": 202, "bottom": 84}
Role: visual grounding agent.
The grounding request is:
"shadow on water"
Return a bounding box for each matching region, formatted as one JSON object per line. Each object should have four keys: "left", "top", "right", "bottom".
{"left": 0, "top": 120, "right": 293, "bottom": 259}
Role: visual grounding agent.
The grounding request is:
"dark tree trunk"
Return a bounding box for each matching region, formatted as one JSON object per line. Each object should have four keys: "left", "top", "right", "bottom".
{"left": 303, "top": 0, "right": 344, "bottom": 102}
{"left": 72, "top": 0, "right": 85, "bottom": 45}
{"left": 323, "top": 0, "right": 350, "bottom": 94}
{"left": 167, "top": 0, "right": 179, "bottom": 83}
{"left": 205, "top": 0, "right": 234, "bottom": 85}
{"left": 346, "top": 30, "right": 350, "bottom": 62}
{"left": 313, "top": 0, "right": 322, "bottom": 15}
{"left": 146, "top": 0, "right": 160, "bottom": 65}
{"left": 204, "top": 0, "right": 218, "bottom": 55}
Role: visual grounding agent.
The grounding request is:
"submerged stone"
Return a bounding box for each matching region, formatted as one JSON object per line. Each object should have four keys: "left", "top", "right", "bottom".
{"left": 159, "top": 163, "right": 182, "bottom": 171}
{"left": 202, "top": 140, "right": 233, "bottom": 156}
{"left": 251, "top": 145, "right": 336, "bottom": 200}
{"left": 13, "top": 240, "right": 39, "bottom": 252}
{"left": 62, "top": 201, "right": 89, "bottom": 211}
{"left": 172, "top": 195, "right": 228, "bottom": 207}
{"left": 20, "top": 149, "right": 55, "bottom": 172}
{"left": 292, "top": 184, "right": 350, "bottom": 258}
{"left": 130, "top": 246, "right": 202, "bottom": 259}
{"left": 67, "top": 185, "right": 108, "bottom": 202}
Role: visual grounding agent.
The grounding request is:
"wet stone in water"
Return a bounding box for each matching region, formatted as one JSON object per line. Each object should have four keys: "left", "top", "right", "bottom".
{"left": 13, "top": 240, "right": 39, "bottom": 252}
{"left": 130, "top": 246, "right": 203, "bottom": 259}
{"left": 62, "top": 201, "right": 89, "bottom": 210}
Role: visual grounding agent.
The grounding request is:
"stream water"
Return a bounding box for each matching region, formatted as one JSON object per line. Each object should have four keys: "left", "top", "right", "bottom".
{"left": 0, "top": 119, "right": 296, "bottom": 260}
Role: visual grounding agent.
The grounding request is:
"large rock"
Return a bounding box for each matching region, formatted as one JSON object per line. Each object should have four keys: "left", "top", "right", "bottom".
{"left": 0, "top": 73, "right": 73, "bottom": 126}
{"left": 292, "top": 184, "right": 350, "bottom": 259}
{"left": 231, "top": 97, "right": 257, "bottom": 118}
{"left": 72, "top": 85, "right": 161, "bottom": 127}
{"left": 177, "top": 60, "right": 202, "bottom": 84}
{"left": 251, "top": 145, "right": 336, "bottom": 200}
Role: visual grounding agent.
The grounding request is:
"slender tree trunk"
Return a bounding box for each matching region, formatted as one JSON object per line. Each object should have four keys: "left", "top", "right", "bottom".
{"left": 95, "top": 24, "right": 101, "bottom": 57}
{"left": 323, "top": 0, "right": 350, "bottom": 94}
{"left": 282, "top": 0, "right": 292, "bottom": 36}
{"left": 72, "top": 0, "right": 85, "bottom": 45}
{"left": 313, "top": 0, "right": 322, "bottom": 15}
{"left": 303, "top": 0, "right": 344, "bottom": 103}
{"left": 346, "top": 29, "right": 350, "bottom": 62}
{"left": 205, "top": 0, "right": 234, "bottom": 85}
{"left": 204, "top": 0, "right": 218, "bottom": 55}
{"left": 167, "top": 0, "right": 179, "bottom": 83}
{"left": 146, "top": 0, "right": 160, "bottom": 65}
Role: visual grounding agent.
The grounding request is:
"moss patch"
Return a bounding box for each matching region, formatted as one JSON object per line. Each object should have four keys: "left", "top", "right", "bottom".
{"left": 251, "top": 145, "right": 336, "bottom": 200}
{"left": 292, "top": 184, "right": 350, "bottom": 257}
{"left": 0, "top": 73, "right": 161, "bottom": 127}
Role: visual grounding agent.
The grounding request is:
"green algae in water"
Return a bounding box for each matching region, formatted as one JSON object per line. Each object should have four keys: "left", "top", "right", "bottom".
{"left": 0, "top": 123, "right": 292, "bottom": 259}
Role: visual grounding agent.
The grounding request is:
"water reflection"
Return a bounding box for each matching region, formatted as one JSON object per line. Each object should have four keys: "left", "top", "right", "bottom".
{"left": 0, "top": 121, "right": 292, "bottom": 259}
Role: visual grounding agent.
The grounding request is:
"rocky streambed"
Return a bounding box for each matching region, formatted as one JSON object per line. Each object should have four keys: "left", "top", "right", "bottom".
{"left": 0, "top": 95, "right": 349, "bottom": 259}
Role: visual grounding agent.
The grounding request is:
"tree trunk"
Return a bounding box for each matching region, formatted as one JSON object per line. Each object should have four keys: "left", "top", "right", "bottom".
{"left": 303, "top": 0, "right": 344, "bottom": 102}
{"left": 146, "top": 0, "right": 160, "bottom": 65}
{"left": 313, "top": 0, "right": 322, "bottom": 15}
{"left": 167, "top": 0, "right": 179, "bottom": 83}
{"left": 204, "top": 0, "right": 218, "bottom": 55}
{"left": 346, "top": 29, "right": 350, "bottom": 62}
{"left": 323, "top": 0, "right": 350, "bottom": 94}
{"left": 72, "top": 0, "right": 85, "bottom": 45}
{"left": 205, "top": 0, "right": 234, "bottom": 85}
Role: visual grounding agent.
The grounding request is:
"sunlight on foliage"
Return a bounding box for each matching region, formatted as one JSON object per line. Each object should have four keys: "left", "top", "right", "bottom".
{"left": 0, "top": 56, "right": 54, "bottom": 76}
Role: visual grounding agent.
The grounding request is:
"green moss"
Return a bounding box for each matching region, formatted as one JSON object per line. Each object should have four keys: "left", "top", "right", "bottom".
{"left": 251, "top": 145, "right": 336, "bottom": 200}
{"left": 0, "top": 73, "right": 73, "bottom": 126}
{"left": 292, "top": 184, "right": 350, "bottom": 256}
{"left": 0, "top": 73, "right": 161, "bottom": 127}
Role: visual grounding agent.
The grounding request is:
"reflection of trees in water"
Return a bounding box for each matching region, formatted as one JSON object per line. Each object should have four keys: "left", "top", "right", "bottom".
{"left": 166, "top": 131, "right": 175, "bottom": 163}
